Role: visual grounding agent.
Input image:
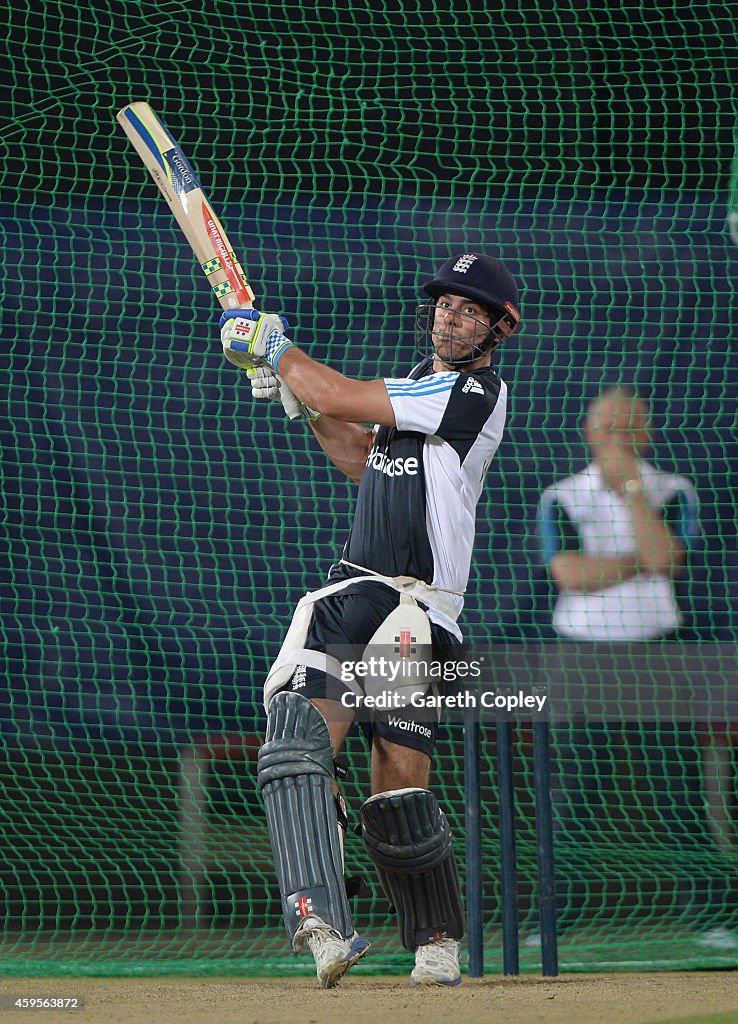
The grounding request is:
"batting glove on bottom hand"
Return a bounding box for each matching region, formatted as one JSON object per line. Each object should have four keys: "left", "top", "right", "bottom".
{"left": 247, "top": 364, "right": 321, "bottom": 422}
{"left": 220, "top": 308, "right": 294, "bottom": 371}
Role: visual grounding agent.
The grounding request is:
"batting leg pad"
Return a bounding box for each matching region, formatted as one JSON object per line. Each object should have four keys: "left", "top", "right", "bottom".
{"left": 360, "top": 787, "right": 465, "bottom": 951}
{"left": 257, "top": 691, "right": 355, "bottom": 948}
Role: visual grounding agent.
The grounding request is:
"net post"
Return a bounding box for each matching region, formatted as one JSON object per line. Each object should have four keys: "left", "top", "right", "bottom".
{"left": 496, "top": 686, "right": 519, "bottom": 975}
{"left": 177, "top": 741, "right": 209, "bottom": 931}
{"left": 532, "top": 683, "right": 558, "bottom": 976}
{"left": 463, "top": 684, "right": 484, "bottom": 977}
{"left": 727, "top": 126, "right": 738, "bottom": 244}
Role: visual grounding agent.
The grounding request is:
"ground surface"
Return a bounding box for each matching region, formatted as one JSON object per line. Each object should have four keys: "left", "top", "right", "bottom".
{"left": 0, "top": 972, "right": 736, "bottom": 1024}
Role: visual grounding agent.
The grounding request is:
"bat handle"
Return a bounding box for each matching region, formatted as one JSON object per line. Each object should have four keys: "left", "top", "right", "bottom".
{"left": 219, "top": 297, "right": 253, "bottom": 311}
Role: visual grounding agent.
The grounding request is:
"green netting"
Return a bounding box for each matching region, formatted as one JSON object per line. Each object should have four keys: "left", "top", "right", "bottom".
{"left": 0, "top": 0, "right": 737, "bottom": 978}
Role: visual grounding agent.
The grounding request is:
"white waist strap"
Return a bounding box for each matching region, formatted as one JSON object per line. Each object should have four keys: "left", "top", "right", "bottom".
{"left": 339, "top": 560, "right": 462, "bottom": 624}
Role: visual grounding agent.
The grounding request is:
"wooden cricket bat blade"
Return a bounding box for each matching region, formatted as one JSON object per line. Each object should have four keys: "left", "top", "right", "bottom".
{"left": 116, "top": 101, "right": 254, "bottom": 310}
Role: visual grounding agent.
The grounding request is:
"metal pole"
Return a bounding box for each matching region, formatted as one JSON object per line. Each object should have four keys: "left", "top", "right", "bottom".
{"left": 533, "top": 685, "right": 558, "bottom": 976}
{"left": 496, "top": 688, "right": 519, "bottom": 976}
{"left": 464, "top": 688, "right": 484, "bottom": 977}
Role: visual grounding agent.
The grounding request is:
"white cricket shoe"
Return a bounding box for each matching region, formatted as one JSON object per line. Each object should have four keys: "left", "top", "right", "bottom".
{"left": 294, "top": 916, "right": 370, "bottom": 988}
{"left": 410, "top": 936, "right": 462, "bottom": 987}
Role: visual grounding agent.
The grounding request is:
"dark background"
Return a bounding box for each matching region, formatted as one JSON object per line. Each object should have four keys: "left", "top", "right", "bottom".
{"left": 0, "top": 188, "right": 734, "bottom": 745}
{"left": 0, "top": 0, "right": 735, "bottom": 961}
{"left": 0, "top": 0, "right": 736, "bottom": 745}
{"left": 1, "top": 0, "right": 737, "bottom": 199}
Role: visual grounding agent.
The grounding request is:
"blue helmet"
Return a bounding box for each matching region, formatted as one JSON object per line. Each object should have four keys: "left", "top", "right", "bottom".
{"left": 423, "top": 253, "right": 520, "bottom": 323}
{"left": 417, "top": 253, "right": 521, "bottom": 363}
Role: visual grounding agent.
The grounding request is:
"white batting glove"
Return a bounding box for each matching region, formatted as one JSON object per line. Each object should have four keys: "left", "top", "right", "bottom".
{"left": 246, "top": 364, "right": 321, "bottom": 422}
{"left": 247, "top": 363, "right": 281, "bottom": 401}
{"left": 220, "top": 308, "right": 294, "bottom": 371}
{"left": 247, "top": 363, "right": 301, "bottom": 419}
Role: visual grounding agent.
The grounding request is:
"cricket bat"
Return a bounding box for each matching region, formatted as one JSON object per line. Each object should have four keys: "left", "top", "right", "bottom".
{"left": 116, "top": 101, "right": 255, "bottom": 311}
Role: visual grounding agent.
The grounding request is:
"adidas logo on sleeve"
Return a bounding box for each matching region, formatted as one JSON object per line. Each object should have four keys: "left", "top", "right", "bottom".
{"left": 462, "top": 376, "right": 484, "bottom": 395}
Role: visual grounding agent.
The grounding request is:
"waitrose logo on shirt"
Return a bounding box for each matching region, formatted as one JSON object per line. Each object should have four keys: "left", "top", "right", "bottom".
{"left": 365, "top": 445, "right": 419, "bottom": 477}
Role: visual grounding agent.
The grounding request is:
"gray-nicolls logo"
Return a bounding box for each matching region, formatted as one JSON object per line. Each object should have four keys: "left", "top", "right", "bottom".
{"left": 452, "top": 254, "right": 478, "bottom": 273}
{"left": 394, "top": 630, "right": 417, "bottom": 657}
{"left": 294, "top": 895, "right": 313, "bottom": 918}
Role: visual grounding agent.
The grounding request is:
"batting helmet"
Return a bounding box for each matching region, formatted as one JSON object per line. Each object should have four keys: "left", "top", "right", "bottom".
{"left": 417, "top": 253, "right": 521, "bottom": 364}
{"left": 423, "top": 253, "right": 520, "bottom": 320}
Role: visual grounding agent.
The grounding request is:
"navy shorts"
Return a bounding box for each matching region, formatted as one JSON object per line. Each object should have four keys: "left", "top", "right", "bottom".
{"left": 286, "top": 581, "right": 460, "bottom": 757}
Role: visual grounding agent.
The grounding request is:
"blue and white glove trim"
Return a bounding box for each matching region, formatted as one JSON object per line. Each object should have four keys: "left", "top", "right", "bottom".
{"left": 219, "top": 308, "right": 295, "bottom": 372}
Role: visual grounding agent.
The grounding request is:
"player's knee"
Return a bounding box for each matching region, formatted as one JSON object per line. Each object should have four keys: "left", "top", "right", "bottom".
{"left": 257, "top": 690, "right": 335, "bottom": 789}
{"left": 371, "top": 734, "right": 431, "bottom": 791}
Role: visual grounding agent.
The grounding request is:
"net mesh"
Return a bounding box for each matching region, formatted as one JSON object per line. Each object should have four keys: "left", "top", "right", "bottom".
{"left": 0, "top": 0, "right": 736, "bottom": 976}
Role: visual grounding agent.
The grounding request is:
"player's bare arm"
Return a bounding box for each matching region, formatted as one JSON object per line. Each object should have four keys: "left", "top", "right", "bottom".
{"left": 276, "top": 347, "right": 396, "bottom": 426}
{"left": 247, "top": 365, "right": 374, "bottom": 481}
{"left": 308, "top": 414, "right": 375, "bottom": 483}
{"left": 219, "top": 308, "right": 396, "bottom": 426}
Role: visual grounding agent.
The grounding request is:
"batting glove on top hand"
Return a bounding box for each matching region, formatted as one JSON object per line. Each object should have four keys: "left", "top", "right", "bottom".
{"left": 220, "top": 308, "right": 294, "bottom": 371}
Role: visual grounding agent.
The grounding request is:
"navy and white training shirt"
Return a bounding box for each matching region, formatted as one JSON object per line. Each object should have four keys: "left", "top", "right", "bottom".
{"left": 328, "top": 359, "right": 507, "bottom": 629}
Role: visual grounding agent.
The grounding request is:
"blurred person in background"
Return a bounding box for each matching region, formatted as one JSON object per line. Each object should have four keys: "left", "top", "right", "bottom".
{"left": 534, "top": 384, "right": 737, "bottom": 950}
